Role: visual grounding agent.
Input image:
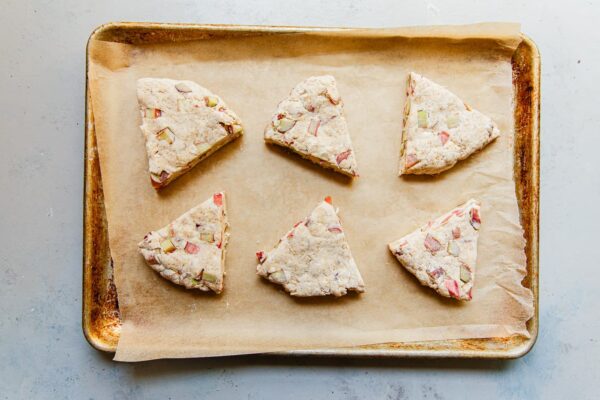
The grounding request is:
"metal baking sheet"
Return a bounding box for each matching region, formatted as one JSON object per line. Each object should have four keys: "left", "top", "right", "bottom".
{"left": 82, "top": 23, "right": 539, "bottom": 358}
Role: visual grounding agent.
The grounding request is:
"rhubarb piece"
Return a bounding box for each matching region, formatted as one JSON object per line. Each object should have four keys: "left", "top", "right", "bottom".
{"left": 405, "top": 154, "right": 419, "bottom": 169}
{"left": 200, "top": 233, "right": 215, "bottom": 243}
{"left": 307, "top": 118, "right": 320, "bottom": 136}
{"left": 160, "top": 239, "right": 176, "bottom": 253}
{"left": 231, "top": 124, "right": 244, "bottom": 135}
{"left": 424, "top": 234, "right": 441, "bottom": 253}
{"left": 150, "top": 171, "right": 169, "bottom": 189}
{"left": 470, "top": 207, "right": 481, "bottom": 230}
{"left": 399, "top": 72, "right": 500, "bottom": 176}
{"left": 452, "top": 226, "right": 461, "bottom": 239}
{"left": 393, "top": 241, "right": 407, "bottom": 256}
{"left": 146, "top": 255, "right": 159, "bottom": 265}
{"left": 137, "top": 78, "right": 243, "bottom": 189}
{"left": 184, "top": 242, "right": 200, "bottom": 254}
{"left": 427, "top": 267, "right": 445, "bottom": 279}
{"left": 336, "top": 150, "right": 352, "bottom": 165}
{"left": 264, "top": 75, "right": 359, "bottom": 177}
{"left": 138, "top": 192, "right": 229, "bottom": 293}
{"left": 439, "top": 131, "right": 450, "bottom": 145}
{"left": 417, "top": 110, "right": 428, "bottom": 128}
{"left": 328, "top": 225, "right": 343, "bottom": 233}
{"left": 256, "top": 199, "right": 365, "bottom": 297}
{"left": 460, "top": 264, "right": 472, "bottom": 283}
{"left": 213, "top": 192, "right": 223, "bottom": 206}
{"left": 156, "top": 127, "right": 174, "bottom": 144}
{"left": 445, "top": 279, "right": 460, "bottom": 299}
{"left": 275, "top": 117, "right": 296, "bottom": 133}
{"left": 202, "top": 272, "right": 218, "bottom": 283}
{"left": 388, "top": 199, "right": 481, "bottom": 301}
{"left": 175, "top": 82, "right": 192, "bottom": 93}
{"left": 204, "top": 96, "right": 218, "bottom": 107}
{"left": 325, "top": 89, "right": 340, "bottom": 105}
{"left": 446, "top": 114, "right": 459, "bottom": 129}
{"left": 143, "top": 108, "right": 162, "bottom": 119}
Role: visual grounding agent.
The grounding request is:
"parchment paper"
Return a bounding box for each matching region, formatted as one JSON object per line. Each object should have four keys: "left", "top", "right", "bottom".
{"left": 88, "top": 23, "right": 534, "bottom": 361}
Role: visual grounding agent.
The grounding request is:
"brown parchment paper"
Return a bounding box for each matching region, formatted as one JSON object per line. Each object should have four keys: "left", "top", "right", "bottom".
{"left": 88, "top": 23, "right": 534, "bottom": 361}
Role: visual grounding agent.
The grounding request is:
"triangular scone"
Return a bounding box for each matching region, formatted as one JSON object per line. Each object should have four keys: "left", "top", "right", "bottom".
{"left": 264, "top": 75, "right": 359, "bottom": 177}
{"left": 138, "top": 192, "right": 229, "bottom": 293}
{"left": 137, "top": 78, "right": 243, "bottom": 189}
{"left": 399, "top": 72, "right": 500, "bottom": 175}
{"left": 256, "top": 197, "right": 365, "bottom": 297}
{"left": 388, "top": 199, "right": 481, "bottom": 301}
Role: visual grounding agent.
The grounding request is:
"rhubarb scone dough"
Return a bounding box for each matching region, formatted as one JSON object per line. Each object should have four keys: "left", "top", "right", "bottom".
{"left": 399, "top": 72, "right": 500, "bottom": 175}
{"left": 388, "top": 199, "right": 481, "bottom": 301}
{"left": 137, "top": 78, "right": 243, "bottom": 189}
{"left": 264, "top": 75, "right": 359, "bottom": 177}
{"left": 138, "top": 192, "right": 229, "bottom": 293}
{"left": 256, "top": 197, "right": 365, "bottom": 297}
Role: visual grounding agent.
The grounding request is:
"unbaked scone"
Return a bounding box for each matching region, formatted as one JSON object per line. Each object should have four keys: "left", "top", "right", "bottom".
{"left": 388, "top": 199, "right": 481, "bottom": 301}
{"left": 138, "top": 192, "right": 229, "bottom": 293}
{"left": 256, "top": 197, "right": 365, "bottom": 297}
{"left": 137, "top": 78, "right": 243, "bottom": 189}
{"left": 399, "top": 72, "right": 500, "bottom": 175}
{"left": 264, "top": 75, "right": 359, "bottom": 177}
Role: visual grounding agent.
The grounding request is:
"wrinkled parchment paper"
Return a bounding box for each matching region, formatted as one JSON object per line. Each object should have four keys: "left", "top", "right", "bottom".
{"left": 88, "top": 23, "right": 534, "bottom": 361}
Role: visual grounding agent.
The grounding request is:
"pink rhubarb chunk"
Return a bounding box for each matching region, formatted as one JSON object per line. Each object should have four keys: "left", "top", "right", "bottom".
{"left": 213, "top": 193, "right": 223, "bottom": 207}
{"left": 184, "top": 242, "right": 200, "bottom": 254}
{"left": 444, "top": 279, "right": 460, "bottom": 299}
{"left": 336, "top": 150, "right": 352, "bottom": 165}
{"left": 439, "top": 131, "right": 450, "bottom": 145}
{"left": 424, "top": 234, "right": 442, "bottom": 253}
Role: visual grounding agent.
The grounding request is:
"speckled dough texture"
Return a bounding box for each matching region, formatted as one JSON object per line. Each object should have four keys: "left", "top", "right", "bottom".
{"left": 87, "top": 24, "right": 534, "bottom": 361}
{"left": 137, "top": 78, "right": 243, "bottom": 188}
{"left": 264, "top": 75, "right": 359, "bottom": 177}
{"left": 389, "top": 199, "right": 480, "bottom": 301}
{"left": 256, "top": 200, "right": 364, "bottom": 297}
{"left": 138, "top": 192, "right": 228, "bottom": 293}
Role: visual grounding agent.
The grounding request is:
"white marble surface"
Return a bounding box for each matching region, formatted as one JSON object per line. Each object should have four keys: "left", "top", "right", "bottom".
{"left": 1, "top": 0, "right": 598, "bottom": 398}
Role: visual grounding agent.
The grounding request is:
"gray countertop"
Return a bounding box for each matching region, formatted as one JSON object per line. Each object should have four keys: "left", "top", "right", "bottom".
{"left": 1, "top": 0, "right": 598, "bottom": 398}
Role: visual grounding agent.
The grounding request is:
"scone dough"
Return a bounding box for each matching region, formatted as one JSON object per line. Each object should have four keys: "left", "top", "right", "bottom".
{"left": 400, "top": 72, "right": 500, "bottom": 175}
{"left": 264, "top": 75, "right": 359, "bottom": 177}
{"left": 256, "top": 197, "right": 365, "bottom": 297}
{"left": 138, "top": 192, "right": 229, "bottom": 293}
{"left": 137, "top": 78, "right": 243, "bottom": 189}
{"left": 388, "top": 199, "right": 481, "bottom": 301}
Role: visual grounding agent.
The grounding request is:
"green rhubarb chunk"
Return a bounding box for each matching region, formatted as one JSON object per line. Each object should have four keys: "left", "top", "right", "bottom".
{"left": 160, "top": 238, "right": 176, "bottom": 253}
{"left": 232, "top": 124, "right": 243, "bottom": 134}
{"left": 276, "top": 117, "right": 296, "bottom": 133}
{"left": 460, "top": 264, "right": 471, "bottom": 283}
{"left": 191, "top": 278, "right": 199, "bottom": 285}
{"left": 205, "top": 96, "right": 218, "bottom": 107}
{"left": 144, "top": 108, "right": 161, "bottom": 119}
{"left": 156, "top": 128, "right": 174, "bottom": 144}
{"left": 202, "top": 272, "right": 218, "bottom": 283}
{"left": 417, "top": 110, "right": 428, "bottom": 128}
{"left": 446, "top": 114, "right": 459, "bottom": 129}
{"left": 200, "top": 232, "right": 215, "bottom": 243}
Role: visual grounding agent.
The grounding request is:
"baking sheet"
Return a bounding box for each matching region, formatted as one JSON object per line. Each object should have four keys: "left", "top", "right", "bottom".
{"left": 88, "top": 23, "right": 534, "bottom": 361}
